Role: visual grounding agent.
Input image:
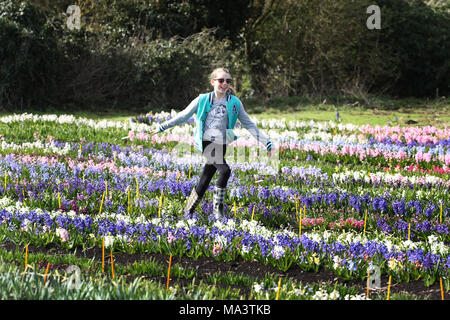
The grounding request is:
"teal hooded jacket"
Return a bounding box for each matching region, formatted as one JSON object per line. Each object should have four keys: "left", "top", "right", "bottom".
{"left": 193, "top": 92, "right": 240, "bottom": 152}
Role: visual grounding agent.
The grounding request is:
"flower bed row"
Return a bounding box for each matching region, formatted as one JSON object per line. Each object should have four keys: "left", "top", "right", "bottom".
{"left": 0, "top": 197, "right": 448, "bottom": 287}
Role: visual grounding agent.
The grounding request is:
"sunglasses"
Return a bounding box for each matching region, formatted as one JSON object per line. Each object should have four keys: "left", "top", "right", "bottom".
{"left": 214, "top": 78, "right": 232, "bottom": 84}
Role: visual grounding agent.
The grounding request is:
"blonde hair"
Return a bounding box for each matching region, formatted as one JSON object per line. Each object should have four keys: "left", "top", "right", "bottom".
{"left": 210, "top": 67, "right": 236, "bottom": 96}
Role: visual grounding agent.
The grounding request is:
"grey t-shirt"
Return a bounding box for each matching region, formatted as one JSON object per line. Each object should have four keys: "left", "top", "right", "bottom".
{"left": 203, "top": 96, "right": 228, "bottom": 144}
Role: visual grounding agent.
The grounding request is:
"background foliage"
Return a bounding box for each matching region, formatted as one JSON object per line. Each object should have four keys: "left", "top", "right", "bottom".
{"left": 0, "top": 0, "right": 448, "bottom": 112}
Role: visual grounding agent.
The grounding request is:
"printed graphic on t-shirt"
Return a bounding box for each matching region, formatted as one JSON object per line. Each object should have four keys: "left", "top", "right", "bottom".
{"left": 204, "top": 103, "right": 228, "bottom": 143}
{"left": 205, "top": 104, "right": 227, "bottom": 130}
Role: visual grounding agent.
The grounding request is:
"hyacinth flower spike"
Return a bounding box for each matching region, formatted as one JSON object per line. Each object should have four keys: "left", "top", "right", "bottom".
{"left": 183, "top": 188, "right": 203, "bottom": 219}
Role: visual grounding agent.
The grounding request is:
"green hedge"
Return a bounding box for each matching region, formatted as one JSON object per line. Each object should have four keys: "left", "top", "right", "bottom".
{"left": 0, "top": 0, "right": 448, "bottom": 112}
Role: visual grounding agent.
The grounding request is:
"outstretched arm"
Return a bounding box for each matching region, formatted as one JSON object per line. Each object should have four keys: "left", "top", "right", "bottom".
{"left": 238, "top": 102, "right": 273, "bottom": 153}
{"left": 151, "top": 96, "right": 199, "bottom": 134}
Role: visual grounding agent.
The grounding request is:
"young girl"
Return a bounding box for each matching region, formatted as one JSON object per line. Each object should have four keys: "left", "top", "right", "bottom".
{"left": 151, "top": 68, "right": 272, "bottom": 220}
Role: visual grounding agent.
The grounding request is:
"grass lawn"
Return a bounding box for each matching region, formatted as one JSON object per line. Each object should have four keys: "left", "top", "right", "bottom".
{"left": 244, "top": 95, "right": 450, "bottom": 128}
{"left": 251, "top": 105, "right": 450, "bottom": 127}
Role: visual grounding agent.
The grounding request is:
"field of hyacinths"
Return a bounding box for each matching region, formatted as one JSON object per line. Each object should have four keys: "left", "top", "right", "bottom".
{"left": 0, "top": 110, "right": 448, "bottom": 301}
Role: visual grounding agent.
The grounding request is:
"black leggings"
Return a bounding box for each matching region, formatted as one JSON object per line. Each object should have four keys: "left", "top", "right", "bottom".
{"left": 195, "top": 140, "right": 231, "bottom": 197}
